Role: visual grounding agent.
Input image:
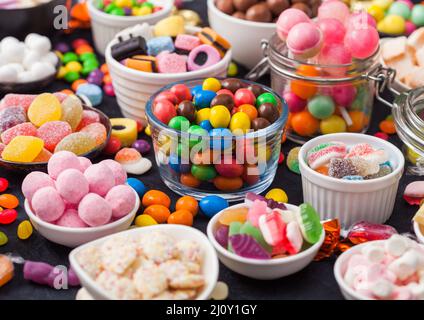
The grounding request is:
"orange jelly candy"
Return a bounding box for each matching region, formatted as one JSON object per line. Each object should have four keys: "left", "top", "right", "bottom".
{"left": 142, "top": 190, "right": 171, "bottom": 208}
{"left": 315, "top": 166, "right": 329, "bottom": 175}
{"left": 143, "top": 204, "right": 171, "bottom": 223}
{"left": 167, "top": 210, "right": 193, "bottom": 226}
{"left": 290, "top": 111, "right": 319, "bottom": 136}
{"left": 290, "top": 65, "right": 320, "bottom": 100}
{"left": 180, "top": 173, "right": 201, "bottom": 188}
{"left": 218, "top": 207, "right": 248, "bottom": 225}
{"left": 0, "top": 194, "right": 19, "bottom": 209}
{"left": 0, "top": 255, "right": 13, "bottom": 287}
{"left": 175, "top": 196, "right": 198, "bottom": 216}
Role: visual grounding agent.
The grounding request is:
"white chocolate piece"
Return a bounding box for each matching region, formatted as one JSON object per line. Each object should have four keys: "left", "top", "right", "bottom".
{"left": 362, "top": 245, "right": 385, "bottom": 264}
{"left": 0, "top": 65, "right": 18, "bottom": 82}
{"left": 388, "top": 249, "right": 419, "bottom": 281}
{"left": 370, "top": 279, "right": 394, "bottom": 299}
{"left": 385, "top": 234, "right": 409, "bottom": 257}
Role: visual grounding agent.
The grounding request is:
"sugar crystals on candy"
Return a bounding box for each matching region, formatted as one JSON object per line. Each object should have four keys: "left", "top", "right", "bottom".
{"left": 328, "top": 158, "right": 358, "bottom": 179}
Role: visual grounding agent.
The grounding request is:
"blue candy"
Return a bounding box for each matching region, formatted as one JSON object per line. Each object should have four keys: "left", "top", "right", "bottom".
{"left": 209, "top": 128, "right": 232, "bottom": 150}
{"left": 76, "top": 83, "right": 103, "bottom": 107}
{"left": 169, "top": 153, "right": 191, "bottom": 173}
{"left": 127, "top": 178, "right": 147, "bottom": 197}
{"left": 200, "top": 195, "right": 229, "bottom": 218}
{"left": 191, "top": 85, "right": 203, "bottom": 97}
{"left": 342, "top": 175, "right": 364, "bottom": 181}
{"left": 147, "top": 36, "right": 175, "bottom": 56}
{"left": 194, "top": 90, "right": 216, "bottom": 109}
{"left": 199, "top": 120, "right": 213, "bottom": 131}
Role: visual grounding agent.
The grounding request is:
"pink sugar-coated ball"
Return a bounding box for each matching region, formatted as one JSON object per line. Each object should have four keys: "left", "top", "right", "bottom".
{"left": 287, "top": 22, "right": 323, "bottom": 59}
{"left": 318, "top": 0, "right": 350, "bottom": 24}
{"left": 405, "top": 21, "right": 417, "bottom": 36}
{"left": 276, "top": 8, "right": 310, "bottom": 41}
{"left": 283, "top": 91, "right": 307, "bottom": 113}
{"left": 347, "top": 11, "right": 377, "bottom": 29}
{"left": 55, "top": 209, "right": 88, "bottom": 228}
{"left": 318, "top": 43, "right": 352, "bottom": 65}
{"left": 32, "top": 186, "right": 65, "bottom": 222}
{"left": 56, "top": 169, "right": 89, "bottom": 204}
{"left": 105, "top": 185, "right": 136, "bottom": 219}
{"left": 317, "top": 18, "right": 346, "bottom": 44}
{"left": 331, "top": 85, "right": 357, "bottom": 107}
{"left": 78, "top": 157, "right": 92, "bottom": 172}
{"left": 344, "top": 26, "right": 379, "bottom": 59}
{"left": 47, "top": 151, "right": 82, "bottom": 179}
{"left": 78, "top": 193, "right": 112, "bottom": 227}
{"left": 22, "top": 171, "right": 55, "bottom": 202}
{"left": 100, "top": 159, "right": 127, "bottom": 185}
{"left": 84, "top": 163, "right": 115, "bottom": 197}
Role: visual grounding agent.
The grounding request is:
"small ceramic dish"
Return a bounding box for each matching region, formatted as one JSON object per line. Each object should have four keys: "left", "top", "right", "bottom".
{"left": 69, "top": 224, "right": 219, "bottom": 299}
{"left": 24, "top": 188, "right": 139, "bottom": 248}
{"left": 206, "top": 203, "right": 325, "bottom": 280}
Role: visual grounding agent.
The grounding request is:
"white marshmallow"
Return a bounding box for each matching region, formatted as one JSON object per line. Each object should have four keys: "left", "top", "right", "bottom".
{"left": 2, "top": 41, "right": 25, "bottom": 63}
{"left": 385, "top": 234, "right": 409, "bottom": 257}
{"left": 388, "top": 249, "right": 419, "bottom": 281}
{"left": 42, "top": 51, "right": 59, "bottom": 66}
{"left": 0, "top": 65, "right": 18, "bottom": 82}
{"left": 362, "top": 245, "right": 385, "bottom": 264}
{"left": 24, "top": 33, "right": 41, "bottom": 47}
{"left": 30, "top": 62, "right": 55, "bottom": 80}
{"left": 370, "top": 279, "right": 394, "bottom": 299}
{"left": 7, "top": 63, "right": 24, "bottom": 74}
{"left": 344, "top": 265, "right": 367, "bottom": 287}
{"left": 26, "top": 35, "right": 51, "bottom": 55}
{"left": 17, "top": 71, "right": 36, "bottom": 83}
{"left": 23, "top": 50, "right": 41, "bottom": 69}
{"left": 0, "top": 36, "right": 19, "bottom": 52}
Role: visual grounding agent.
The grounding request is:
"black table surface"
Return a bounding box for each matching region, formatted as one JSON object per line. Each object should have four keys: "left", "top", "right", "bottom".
{"left": 0, "top": 0, "right": 420, "bottom": 300}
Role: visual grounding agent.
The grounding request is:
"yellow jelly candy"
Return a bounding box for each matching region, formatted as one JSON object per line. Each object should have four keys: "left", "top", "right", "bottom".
{"left": 61, "top": 95, "right": 83, "bottom": 131}
{"left": 210, "top": 105, "right": 231, "bottom": 128}
{"left": 54, "top": 132, "right": 96, "bottom": 155}
{"left": 196, "top": 108, "right": 211, "bottom": 124}
{"left": 2, "top": 136, "right": 44, "bottom": 162}
{"left": 377, "top": 15, "right": 406, "bottom": 35}
{"left": 367, "top": 4, "right": 385, "bottom": 22}
{"left": 218, "top": 207, "right": 248, "bottom": 225}
{"left": 154, "top": 16, "right": 185, "bottom": 37}
{"left": 110, "top": 118, "right": 138, "bottom": 147}
{"left": 203, "top": 78, "right": 221, "bottom": 92}
{"left": 230, "top": 112, "right": 251, "bottom": 134}
{"left": 135, "top": 214, "right": 158, "bottom": 227}
{"left": 28, "top": 93, "right": 62, "bottom": 127}
{"left": 265, "top": 188, "right": 288, "bottom": 203}
{"left": 320, "top": 115, "right": 346, "bottom": 134}
{"left": 17, "top": 220, "right": 33, "bottom": 240}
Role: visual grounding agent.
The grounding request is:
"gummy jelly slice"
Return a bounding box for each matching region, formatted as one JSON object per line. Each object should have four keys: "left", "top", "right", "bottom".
{"left": 0, "top": 255, "right": 13, "bottom": 287}
{"left": 347, "top": 221, "right": 398, "bottom": 245}
{"left": 54, "top": 132, "right": 96, "bottom": 155}
{"left": 240, "top": 221, "right": 272, "bottom": 252}
{"left": 228, "top": 221, "right": 242, "bottom": 252}
{"left": 27, "top": 93, "right": 62, "bottom": 127}
{"left": 33, "top": 148, "right": 52, "bottom": 162}
{"left": 80, "top": 123, "right": 107, "bottom": 146}
{"left": 37, "top": 121, "right": 72, "bottom": 152}
{"left": 297, "top": 203, "right": 323, "bottom": 244}
{"left": 229, "top": 234, "right": 271, "bottom": 260}
{"left": 218, "top": 207, "right": 248, "bottom": 226}
{"left": 60, "top": 96, "right": 83, "bottom": 131}
{"left": 1, "top": 122, "right": 37, "bottom": 145}
{"left": 2, "top": 136, "right": 44, "bottom": 163}
{"left": 215, "top": 225, "right": 229, "bottom": 248}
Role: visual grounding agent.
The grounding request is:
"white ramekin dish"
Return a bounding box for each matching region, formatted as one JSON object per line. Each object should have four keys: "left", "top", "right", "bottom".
{"left": 69, "top": 224, "right": 219, "bottom": 300}
{"left": 299, "top": 133, "right": 405, "bottom": 230}
{"left": 105, "top": 25, "right": 232, "bottom": 123}
{"left": 207, "top": 0, "right": 275, "bottom": 69}
{"left": 24, "top": 189, "right": 140, "bottom": 247}
{"left": 88, "top": 0, "right": 173, "bottom": 54}
{"left": 414, "top": 221, "right": 424, "bottom": 244}
{"left": 206, "top": 203, "right": 325, "bottom": 280}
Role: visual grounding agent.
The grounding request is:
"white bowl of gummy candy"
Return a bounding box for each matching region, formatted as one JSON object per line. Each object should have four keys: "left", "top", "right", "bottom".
{"left": 299, "top": 133, "right": 405, "bottom": 230}
{"left": 206, "top": 192, "right": 325, "bottom": 280}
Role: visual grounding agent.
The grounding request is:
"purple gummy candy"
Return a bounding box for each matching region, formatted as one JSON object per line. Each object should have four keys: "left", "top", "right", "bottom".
{"left": 266, "top": 198, "right": 287, "bottom": 210}
{"left": 229, "top": 234, "right": 271, "bottom": 259}
{"left": 245, "top": 192, "right": 287, "bottom": 210}
{"left": 0, "top": 106, "right": 26, "bottom": 133}
{"left": 131, "top": 139, "right": 151, "bottom": 155}
{"left": 215, "top": 225, "right": 229, "bottom": 248}
{"left": 24, "top": 261, "right": 80, "bottom": 287}
{"left": 54, "top": 42, "right": 70, "bottom": 53}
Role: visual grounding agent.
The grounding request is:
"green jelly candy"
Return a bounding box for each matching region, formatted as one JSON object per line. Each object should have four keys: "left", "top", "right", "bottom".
{"left": 168, "top": 116, "right": 190, "bottom": 131}
{"left": 239, "top": 221, "right": 272, "bottom": 252}
{"left": 62, "top": 52, "right": 79, "bottom": 64}
{"left": 64, "top": 71, "right": 80, "bottom": 83}
{"left": 110, "top": 7, "right": 125, "bottom": 15}
{"left": 79, "top": 52, "right": 97, "bottom": 62}
{"left": 228, "top": 221, "right": 242, "bottom": 252}
{"left": 191, "top": 164, "right": 217, "bottom": 181}
{"left": 307, "top": 95, "right": 335, "bottom": 120}
{"left": 187, "top": 125, "right": 208, "bottom": 148}
{"left": 256, "top": 92, "right": 278, "bottom": 108}
{"left": 0, "top": 231, "right": 8, "bottom": 246}
{"left": 297, "top": 203, "right": 323, "bottom": 244}
{"left": 287, "top": 146, "right": 301, "bottom": 174}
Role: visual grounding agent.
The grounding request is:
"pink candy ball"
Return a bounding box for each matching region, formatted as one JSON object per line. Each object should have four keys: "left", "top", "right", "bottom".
{"left": 332, "top": 85, "right": 357, "bottom": 107}
{"left": 287, "top": 22, "right": 323, "bottom": 58}
{"left": 283, "top": 91, "right": 306, "bottom": 113}
{"left": 56, "top": 209, "right": 88, "bottom": 228}
{"left": 405, "top": 21, "right": 417, "bottom": 36}
{"left": 32, "top": 186, "right": 65, "bottom": 222}
{"left": 100, "top": 159, "right": 127, "bottom": 185}
{"left": 78, "top": 193, "right": 112, "bottom": 227}
{"left": 318, "top": 0, "right": 350, "bottom": 24}
{"left": 276, "top": 8, "right": 310, "bottom": 40}
{"left": 105, "top": 185, "right": 136, "bottom": 219}
{"left": 84, "top": 163, "right": 115, "bottom": 196}
{"left": 347, "top": 11, "right": 377, "bottom": 29}
{"left": 317, "top": 18, "right": 346, "bottom": 44}
{"left": 344, "top": 27, "right": 379, "bottom": 59}
{"left": 78, "top": 157, "right": 92, "bottom": 172}
{"left": 318, "top": 43, "right": 352, "bottom": 66}
{"left": 22, "top": 171, "right": 55, "bottom": 202}
{"left": 56, "top": 169, "right": 89, "bottom": 204}
{"left": 48, "top": 151, "right": 82, "bottom": 180}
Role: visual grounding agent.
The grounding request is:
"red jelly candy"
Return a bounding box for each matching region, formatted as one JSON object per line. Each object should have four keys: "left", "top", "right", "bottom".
{"left": 0, "top": 209, "right": 17, "bottom": 225}
{"left": 0, "top": 178, "right": 8, "bottom": 192}
{"left": 347, "top": 220, "right": 398, "bottom": 245}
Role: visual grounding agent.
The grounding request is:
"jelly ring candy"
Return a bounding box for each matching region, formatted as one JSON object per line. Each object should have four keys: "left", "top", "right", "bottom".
{"left": 17, "top": 220, "right": 33, "bottom": 240}
{"left": 110, "top": 118, "right": 138, "bottom": 147}
{"left": 0, "top": 194, "right": 19, "bottom": 209}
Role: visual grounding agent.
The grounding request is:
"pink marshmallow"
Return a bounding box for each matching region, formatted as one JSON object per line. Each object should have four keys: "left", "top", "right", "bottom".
{"left": 22, "top": 171, "right": 55, "bottom": 201}
{"left": 78, "top": 193, "right": 112, "bottom": 227}
{"left": 84, "top": 163, "right": 115, "bottom": 196}
{"left": 174, "top": 34, "right": 201, "bottom": 51}
{"left": 105, "top": 185, "right": 136, "bottom": 219}
{"left": 56, "top": 169, "right": 89, "bottom": 204}
{"left": 55, "top": 209, "right": 88, "bottom": 228}
{"left": 78, "top": 156, "right": 92, "bottom": 171}
{"left": 100, "top": 159, "right": 127, "bottom": 185}
{"left": 32, "top": 186, "right": 65, "bottom": 222}
{"left": 47, "top": 151, "right": 82, "bottom": 179}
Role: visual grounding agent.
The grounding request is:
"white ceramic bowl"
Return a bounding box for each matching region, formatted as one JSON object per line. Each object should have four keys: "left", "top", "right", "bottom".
{"left": 105, "top": 25, "right": 232, "bottom": 123}
{"left": 414, "top": 221, "right": 424, "bottom": 244}
{"left": 206, "top": 203, "right": 325, "bottom": 280}
{"left": 299, "top": 133, "right": 405, "bottom": 230}
{"left": 88, "top": 0, "right": 173, "bottom": 54}
{"left": 69, "top": 224, "right": 219, "bottom": 300}
{"left": 207, "top": 0, "right": 275, "bottom": 69}
{"left": 24, "top": 190, "right": 140, "bottom": 247}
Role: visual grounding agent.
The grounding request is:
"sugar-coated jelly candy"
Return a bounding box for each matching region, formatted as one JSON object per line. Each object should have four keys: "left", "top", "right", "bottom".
{"left": 37, "top": 121, "right": 72, "bottom": 152}
{"left": 0, "top": 209, "right": 17, "bottom": 224}
{"left": 27, "top": 93, "right": 62, "bottom": 127}
{"left": 247, "top": 199, "right": 267, "bottom": 227}
{"left": 2, "top": 136, "right": 44, "bottom": 162}
{"left": 218, "top": 207, "right": 248, "bottom": 225}
{"left": 286, "top": 147, "right": 301, "bottom": 174}
{"left": 135, "top": 214, "right": 158, "bottom": 227}
{"left": 0, "top": 194, "right": 19, "bottom": 209}
{"left": 60, "top": 95, "right": 83, "bottom": 131}
{"left": 17, "top": 220, "right": 33, "bottom": 240}
{"left": 240, "top": 221, "right": 271, "bottom": 252}
{"left": 259, "top": 211, "right": 286, "bottom": 246}
{"left": 0, "top": 255, "right": 14, "bottom": 287}
{"left": 347, "top": 221, "right": 398, "bottom": 245}
{"left": 1, "top": 122, "right": 37, "bottom": 145}
{"left": 0, "top": 231, "right": 7, "bottom": 246}
{"left": 200, "top": 195, "right": 229, "bottom": 218}
{"left": 142, "top": 190, "right": 171, "bottom": 208}
{"left": 54, "top": 132, "right": 96, "bottom": 155}
{"left": 215, "top": 225, "right": 229, "bottom": 248}
{"left": 80, "top": 122, "right": 107, "bottom": 146}
{"left": 77, "top": 110, "right": 100, "bottom": 130}
{"left": 229, "top": 234, "right": 271, "bottom": 259}
{"left": 297, "top": 203, "right": 323, "bottom": 244}
{"left": 0, "top": 106, "right": 26, "bottom": 134}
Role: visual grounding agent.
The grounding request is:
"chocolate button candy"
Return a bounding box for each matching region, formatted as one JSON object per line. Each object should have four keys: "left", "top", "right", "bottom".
{"left": 221, "top": 78, "right": 244, "bottom": 93}
{"left": 177, "top": 100, "right": 196, "bottom": 123}
{"left": 216, "top": 0, "right": 235, "bottom": 15}
{"left": 233, "top": 11, "right": 246, "bottom": 19}
{"left": 210, "top": 94, "right": 234, "bottom": 112}
{"left": 267, "top": 0, "right": 290, "bottom": 16}
{"left": 247, "top": 84, "right": 265, "bottom": 97}
{"left": 252, "top": 117, "right": 271, "bottom": 130}
{"left": 246, "top": 3, "right": 272, "bottom": 22}
{"left": 258, "top": 103, "right": 279, "bottom": 123}
{"left": 233, "top": 0, "right": 258, "bottom": 12}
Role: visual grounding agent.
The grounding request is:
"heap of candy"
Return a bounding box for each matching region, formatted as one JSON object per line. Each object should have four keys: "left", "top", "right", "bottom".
{"left": 0, "top": 93, "right": 108, "bottom": 163}
{"left": 342, "top": 235, "right": 424, "bottom": 300}
{"left": 306, "top": 142, "right": 392, "bottom": 180}
{"left": 94, "top": 0, "right": 163, "bottom": 16}
{"left": 111, "top": 18, "right": 231, "bottom": 73}
{"left": 22, "top": 151, "right": 136, "bottom": 228}
{"left": 0, "top": 34, "right": 58, "bottom": 83}
{"left": 76, "top": 231, "right": 206, "bottom": 299}
{"left": 213, "top": 192, "right": 323, "bottom": 259}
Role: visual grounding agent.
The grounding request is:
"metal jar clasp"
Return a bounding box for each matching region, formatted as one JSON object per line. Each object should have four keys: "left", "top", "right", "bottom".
{"left": 245, "top": 39, "right": 270, "bottom": 81}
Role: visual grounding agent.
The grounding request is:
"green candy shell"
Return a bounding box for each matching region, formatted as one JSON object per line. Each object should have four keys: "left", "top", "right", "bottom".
{"left": 297, "top": 203, "right": 323, "bottom": 244}
{"left": 256, "top": 92, "right": 278, "bottom": 108}
{"left": 62, "top": 52, "right": 79, "bottom": 64}
{"left": 168, "top": 116, "right": 190, "bottom": 131}
{"left": 64, "top": 71, "right": 80, "bottom": 83}
{"left": 191, "top": 164, "right": 217, "bottom": 181}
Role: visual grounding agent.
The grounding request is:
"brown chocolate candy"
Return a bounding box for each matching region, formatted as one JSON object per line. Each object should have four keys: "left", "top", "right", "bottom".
{"left": 267, "top": 0, "right": 290, "bottom": 16}
{"left": 290, "top": 2, "right": 312, "bottom": 17}
{"left": 233, "top": 0, "right": 258, "bottom": 12}
{"left": 221, "top": 78, "right": 244, "bottom": 93}
{"left": 232, "top": 11, "right": 246, "bottom": 19}
{"left": 210, "top": 94, "right": 235, "bottom": 112}
{"left": 258, "top": 103, "right": 279, "bottom": 123}
{"left": 252, "top": 117, "right": 271, "bottom": 130}
{"left": 177, "top": 100, "right": 196, "bottom": 123}
{"left": 247, "top": 84, "right": 265, "bottom": 97}
{"left": 216, "top": 0, "right": 235, "bottom": 15}
{"left": 246, "top": 3, "right": 272, "bottom": 22}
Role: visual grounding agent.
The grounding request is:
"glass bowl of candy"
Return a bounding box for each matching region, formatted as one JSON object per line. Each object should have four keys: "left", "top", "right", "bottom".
{"left": 105, "top": 20, "right": 232, "bottom": 122}
{"left": 0, "top": 92, "right": 112, "bottom": 171}
{"left": 334, "top": 235, "right": 424, "bottom": 300}
{"left": 23, "top": 152, "right": 139, "bottom": 247}
{"left": 206, "top": 192, "right": 325, "bottom": 280}
{"left": 88, "top": 0, "right": 174, "bottom": 53}
{"left": 70, "top": 225, "right": 219, "bottom": 299}
{"left": 145, "top": 78, "right": 288, "bottom": 201}
{"left": 299, "top": 133, "right": 404, "bottom": 229}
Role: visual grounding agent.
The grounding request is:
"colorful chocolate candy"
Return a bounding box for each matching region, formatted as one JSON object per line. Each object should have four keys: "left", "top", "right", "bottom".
{"left": 94, "top": 0, "right": 162, "bottom": 16}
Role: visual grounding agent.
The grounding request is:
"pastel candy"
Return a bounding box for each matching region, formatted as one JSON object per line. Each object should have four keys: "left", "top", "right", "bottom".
{"left": 37, "top": 121, "right": 72, "bottom": 152}
{"left": 345, "top": 143, "right": 374, "bottom": 158}
{"left": 2, "top": 136, "right": 44, "bottom": 162}
{"left": 56, "top": 209, "right": 88, "bottom": 228}
{"left": 76, "top": 84, "right": 103, "bottom": 107}
{"left": 105, "top": 185, "right": 136, "bottom": 219}
{"left": 47, "top": 151, "right": 82, "bottom": 179}
{"left": 21, "top": 171, "right": 55, "bottom": 201}
{"left": 54, "top": 132, "right": 97, "bottom": 155}
{"left": 27, "top": 93, "right": 62, "bottom": 127}
{"left": 56, "top": 169, "right": 89, "bottom": 204}
{"left": 297, "top": 203, "right": 322, "bottom": 244}
{"left": 404, "top": 181, "right": 424, "bottom": 198}
{"left": 79, "top": 123, "right": 107, "bottom": 146}
{"left": 100, "top": 159, "right": 127, "bottom": 185}
{"left": 60, "top": 96, "right": 83, "bottom": 131}
{"left": 350, "top": 156, "right": 380, "bottom": 177}
{"left": 229, "top": 234, "right": 271, "bottom": 259}
{"left": 175, "top": 34, "right": 201, "bottom": 52}
{"left": 240, "top": 221, "right": 272, "bottom": 252}
{"left": 78, "top": 193, "right": 112, "bottom": 227}
{"left": 385, "top": 234, "right": 408, "bottom": 257}
{"left": 307, "top": 142, "right": 347, "bottom": 169}
{"left": 31, "top": 186, "right": 65, "bottom": 222}
{"left": 156, "top": 52, "right": 187, "bottom": 73}
{"left": 247, "top": 199, "right": 267, "bottom": 227}
{"left": 1, "top": 94, "right": 36, "bottom": 112}
{"left": 187, "top": 44, "right": 221, "bottom": 71}
{"left": 1, "top": 122, "right": 37, "bottom": 145}
{"left": 78, "top": 157, "right": 92, "bottom": 171}
{"left": 258, "top": 211, "right": 286, "bottom": 246}
{"left": 84, "top": 163, "right": 115, "bottom": 197}
{"left": 77, "top": 110, "right": 100, "bottom": 130}
{"left": 153, "top": 16, "right": 185, "bottom": 37}
{"left": 147, "top": 36, "right": 175, "bottom": 56}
